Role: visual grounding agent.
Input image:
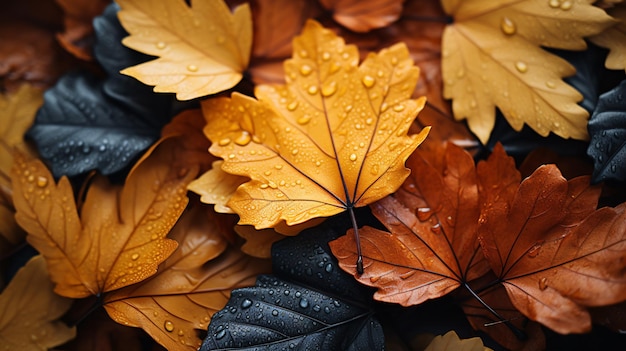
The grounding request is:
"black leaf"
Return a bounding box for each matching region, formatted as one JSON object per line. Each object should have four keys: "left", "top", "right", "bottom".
{"left": 201, "top": 217, "right": 383, "bottom": 351}
{"left": 26, "top": 72, "right": 161, "bottom": 178}
{"left": 587, "top": 79, "right": 626, "bottom": 184}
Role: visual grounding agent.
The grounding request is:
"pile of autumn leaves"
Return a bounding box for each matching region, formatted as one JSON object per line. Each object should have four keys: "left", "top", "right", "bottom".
{"left": 1, "top": 0, "right": 626, "bottom": 350}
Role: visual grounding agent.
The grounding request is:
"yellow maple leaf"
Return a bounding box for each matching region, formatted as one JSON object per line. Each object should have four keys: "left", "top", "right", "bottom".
{"left": 197, "top": 20, "right": 430, "bottom": 231}
{"left": 441, "top": 0, "right": 614, "bottom": 143}
{"left": 425, "top": 330, "right": 493, "bottom": 351}
{"left": 591, "top": 2, "right": 626, "bottom": 71}
{"left": 117, "top": 0, "right": 252, "bottom": 100}
{"left": 11, "top": 137, "right": 196, "bottom": 298}
{"left": 0, "top": 256, "right": 75, "bottom": 350}
{"left": 0, "top": 84, "right": 42, "bottom": 256}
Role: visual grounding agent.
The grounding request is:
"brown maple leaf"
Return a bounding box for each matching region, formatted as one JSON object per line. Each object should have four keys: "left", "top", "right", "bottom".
{"left": 55, "top": 0, "right": 110, "bottom": 60}
{"left": 478, "top": 165, "right": 626, "bottom": 334}
{"left": 11, "top": 136, "right": 197, "bottom": 298}
{"left": 103, "top": 202, "right": 271, "bottom": 351}
{"left": 329, "top": 143, "right": 516, "bottom": 305}
{"left": 441, "top": 0, "right": 614, "bottom": 143}
{"left": 0, "top": 255, "right": 76, "bottom": 350}
{"left": 319, "top": 0, "right": 404, "bottom": 33}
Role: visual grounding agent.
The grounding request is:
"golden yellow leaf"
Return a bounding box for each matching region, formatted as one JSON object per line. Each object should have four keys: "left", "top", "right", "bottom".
{"left": 0, "top": 255, "right": 75, "bottom": 350}
{"left": 188, "top": 160, "right": 247, "bottom": 214}
{"left": 117, "top": 0, "right": 252, "bottom": 100}
{"left": 11, "top": 137, "right": 196, "bottom": 298}
{"left": 0, "top": 84, "right": 42, "bottom": 256}
{"left": 591, "top": 2, "right": 626, "bottom": 71}
{"left": 199, "top": 20, "right": 430, "bottom": 230}
{"left": 424, "top": 330, "right": 492, "bottom": 351}
{"left": 103, "top": 203, "right": 270, "bottom": 351}
{"left": 441, "top": 0, "right": 614, "bottom": 143}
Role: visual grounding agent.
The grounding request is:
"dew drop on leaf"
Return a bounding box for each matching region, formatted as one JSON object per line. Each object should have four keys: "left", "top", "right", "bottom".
{"left": 321, "top": 81, "right": 337, "bottom": 97}
{"left": 362, "top": 75, "right": 375, "bottom": 88}
{"left": 164, "top": 320, "right": 175, "bottom": 332}
{"left": 241, "top": 298, "right": 253, "bottom": 309}
{"left": 430, "top": 223, "right": 442, "bottom": 235}
{"left": 548, "top": 0, "right": 560, "bottom": 8}
{"left": 36, "top": 176, "right": 48, "bottom": 188}
{"left": 539, "top": 277, "right": 548, "bottom": 290}
{"left": 500, "top": 17, "right": 516, "bottom": 35}
{"left": 187, "top": 65, "right": 198, "bottom": 72}
{"left": 515, "top": 61, "right": 528, "bottom": 73}
{"left": 527, "top": 242, "right": 543, "bottom": 258}
{"left": 349, "top": 153, "right": 357, "bottom": 162}
{"left": 300, "top": 65, "right": 312, "bottom": 76}
{"left": 235, "top": 131, "right": 251, "bottom": 146}
{"left": 416, "top": 207, "right": 432, "bottom": 221}
{"left": 155, "top": 41, "right": 166, "bottom": 49}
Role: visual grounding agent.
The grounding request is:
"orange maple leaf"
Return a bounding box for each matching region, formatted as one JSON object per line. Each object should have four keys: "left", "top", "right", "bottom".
{"left": 194, "top": 20, "right": 430, "bottom": 232}
{"left": 11, "top": 137, "right": 196, "bottom": 298}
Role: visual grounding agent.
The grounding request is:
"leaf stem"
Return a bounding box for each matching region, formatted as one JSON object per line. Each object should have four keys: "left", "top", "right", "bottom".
{"left": 348, "top": 206, "right": 364, "bottom": 274}
{"left": 463, "top": 283, "right": 527, "bottom": 341}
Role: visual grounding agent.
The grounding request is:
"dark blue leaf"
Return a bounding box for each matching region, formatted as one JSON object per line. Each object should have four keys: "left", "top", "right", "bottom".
{"left": 201, "top": 218, "right": 383, "bottom": 351}
{"left": 587, "top": 80, "right": 626, "bottom": 183}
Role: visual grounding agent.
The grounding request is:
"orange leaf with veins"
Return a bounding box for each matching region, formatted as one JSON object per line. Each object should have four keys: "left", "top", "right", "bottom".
{"left": 11, "top": 137, "right": 196, "bottom": 298}
{"left": 196, "top": 20, "right": 430, "bottom": 232}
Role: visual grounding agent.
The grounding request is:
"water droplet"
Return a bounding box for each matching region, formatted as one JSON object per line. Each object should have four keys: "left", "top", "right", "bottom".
{"left": 393, "top": 104, "right": 405, "bottom": 112}
{"left": 515, "top": 61, "right": 528, "bottom": 73}
{"left": 299, "top": 50, "right": 308, "bottom": 58}
{"left": 36, "top": 176, "right": 48, "bottom": 188}
{"left": 349, "top": 153, "right": 357, "bottom": 162}
{"left": 324, "top": 306, "right": 331, "bottom": 313}
{"left": 241, "top": 298, "right": 252, "bottom": 309}
{"left": 321, "top": 81, "right": 337, "bottom": 97}
{"left": 27, "top": 174, "right": 35, "bottom": 182}
{"left": 131, "top": 253, "right": 139, "bottom": 260}
{"left": 99, "top": 144, "right": 107, "bottom": 152}
{"left": 164, "top": 321, "right": 175, "bottom": 332}
{"left": 187, "top": 64, "right": 198, "bottom": 72}
{"left": 313, "top": 305, "right": 321, "bottom": 312}
{"left": 272, "top": 309, "right": 279, "bottom": 316}
{"left": 156, "top": 41, "right": 166, "bottom": 49}
{"left": 325, "top": 263, "right": 333, "bottom": 272}
{"left": 307, "top": 85, "right": 318, "bottom": 95}
{"left": 287, "top": 101, "right": 299, "bottom": 111}
{"left": 322, "top": 52, "right": 331, "bottom": 61}
{"left": 218, "top": 138, "right": 231, "bottom": 146}
{"left": 299, "top": 298, "right": 309, "bottom": 308}
{"left": 400, "top": 271, "right": 415, "bottom": 280}
{"left": 291, "top": 149, "right": 299, "bottom": 156}
{"left": 300, "top": 65, "right": 312, "bottom": 76}
{"left": 416, "top": 207, "right": 432, "bottom": 221}
{"left": 297, "top": 114, "right": 311, "bottom": 125}
{"left": 235, "top": 131, "right": 251, "bottom": 146}
{"left": 430, "top": 223, "right": 442, "bottom": 235}
{"left": 215, "top": 329, "right": 226, "bottom": 340}
{"left": 560, "top": 0, "right": 572, "bottom": 10}
{"left": 539, "top": 277, "right": 548, "bottom": 290}
{"left": 362, "top": 75, "right": 375, "bottom": 88}
{"left": 549, "top": 0, "right": 560, "bottom": 8}
{"left": 527, "top": 242, "right": 543, "bottom": 258}
{"left": 500, "top": 17, "right": 516, "bottom": 35}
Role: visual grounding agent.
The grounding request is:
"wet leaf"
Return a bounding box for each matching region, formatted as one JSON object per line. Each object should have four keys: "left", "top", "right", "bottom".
{"left": 201, "top": 222, "right": 383, "bottom": 350}
{"left": 478, "top": 165, "right": 626, "bottom": 334}
{"left": 199, "top": 20, "right": 430, "bottom": 230}
{"left": 587, "top": 79, "right": 626, "bottom": 183}
{"left": 441, "top": 0, "right": 614, "bottom": 143}
{"left": 11, "top": 136, "right": 197, "bottom": 298}
{"left": 26, "top": 72, "right": 162, "bottom": 178}
{"left": 329, "top": 143, "right": 518, "bottom": 305}
{"left": 0, "top": 85, "right": 42, "bottom": 256}
{"left": 117, "top": 0, "right": 252, "bottom": 100}
{"left": 319, "top": 0, "right": 404, "bottom": 33}
{"left": 0, "top": 256, "right": 76, "bottom": 350}
{"left": 424, "top": 330, "right": 492, "bottom": 351}
{"left": 104, "top": 202, "right": 270, "bottom": 351}
{"left": 55, "top": 0, "right": 110, "bottom": 60}
{"left": 188, "top": 161, "right": 247, "bottom": 214}
{"left": 591, "top": 2, "right": 626, "bottom": 71}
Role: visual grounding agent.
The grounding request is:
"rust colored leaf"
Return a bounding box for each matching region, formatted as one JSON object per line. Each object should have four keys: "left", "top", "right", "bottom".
{"left": 478, "top": 165, "right": 626, "bottom": 334}
{"left": 0, "top": 256, "right": 76, "bottom": 350}
{"left": 55, "top": 0, "right": 110, "bottom": 60}
{"left": 0, "top": 21, "right": 74, "bottom": 92}
{"left": 0, "top": 85, "right": 42, "bottom": 256}
{"left": 319, "top": 0, "right": 403, "bottom": 32}
{"left": 104, "top": 202, "right": 271, "bottom": 351}
{"left": 330, "top": 143, "right": 517, "bottom": 305}
{"left": 11, "top": 137, "right": 197, "bottom": 298}
{"left": 117, "top": 0, "right": 252, "bottom": 100}
{"left": 590, "top": 2, "right": 626, "bottom": 71}
{"left": 441, "top": 0, "right": 614, "bottom": 143}
{"left": 198, "top": 20, "right": 430, "bottom": 231}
